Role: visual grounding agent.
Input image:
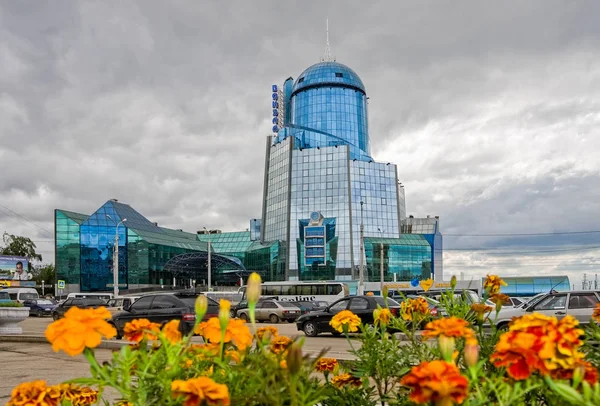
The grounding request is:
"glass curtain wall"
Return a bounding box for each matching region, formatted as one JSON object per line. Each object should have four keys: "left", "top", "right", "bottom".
{"left": 55, "top": 210, "right": 86, "bottom": 286}
{"left": 364, "top": 236, "right": 432, "bottom": 282}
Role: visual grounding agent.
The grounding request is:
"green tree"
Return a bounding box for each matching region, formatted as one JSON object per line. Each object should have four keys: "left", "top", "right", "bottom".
{"left": 1, "top": 233, "right": 42, "bottom": 270}
{"left": 33, "top": 264, "right": 55, "bottom": 284}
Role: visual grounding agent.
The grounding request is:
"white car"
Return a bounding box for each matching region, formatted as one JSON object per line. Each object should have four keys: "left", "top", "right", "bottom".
{"left": 491, "top": 290, "right": 600, "bottom": 330}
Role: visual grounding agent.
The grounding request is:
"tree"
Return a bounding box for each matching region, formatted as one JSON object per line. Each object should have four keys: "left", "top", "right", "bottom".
{"left": 1, "top": 233, "right": 43, "bottom": 270}
{"left": 33, "top": 264, "right": 55, "bottom": 284}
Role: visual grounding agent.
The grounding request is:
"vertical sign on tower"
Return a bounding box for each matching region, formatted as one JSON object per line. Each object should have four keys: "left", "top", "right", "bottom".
{"left": 271, "top": 84, "right": 285, "bottom": 134}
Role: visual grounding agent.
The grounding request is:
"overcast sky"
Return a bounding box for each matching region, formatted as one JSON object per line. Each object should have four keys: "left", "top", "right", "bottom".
{"left": 2, "top": 1, "right": 600, "bottom": 288}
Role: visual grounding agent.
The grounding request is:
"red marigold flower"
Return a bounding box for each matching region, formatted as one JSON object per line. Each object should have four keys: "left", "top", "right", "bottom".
{"left": 400, "top": 360, "right": 469, "bottom": 405}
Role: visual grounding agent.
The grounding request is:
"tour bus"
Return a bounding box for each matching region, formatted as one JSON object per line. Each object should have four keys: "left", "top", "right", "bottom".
{"left": 238, "top": 281, "right": 348, "bottom": 304}
{"left": 66, "top": 292, "right": 113, "bottom": 302}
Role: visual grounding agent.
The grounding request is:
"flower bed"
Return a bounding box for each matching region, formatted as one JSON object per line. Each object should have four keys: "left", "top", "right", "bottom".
{"left": 7, "top": 275, "right": 600, "bottom": 405}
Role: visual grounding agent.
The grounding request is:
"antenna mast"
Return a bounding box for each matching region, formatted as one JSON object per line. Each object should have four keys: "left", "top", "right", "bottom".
{"left": 323, "top": 19, "right": 333, "bottom": 62}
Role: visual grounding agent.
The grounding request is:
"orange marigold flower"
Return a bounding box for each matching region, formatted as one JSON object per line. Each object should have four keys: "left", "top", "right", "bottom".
{"left": 280, "top": 359, "right": 288, "bottom": 369}
{"left": 270, "top": 335, "right": 293, "bottom": 355}
{"left": 8, "top": 380, "right": 61, "bottom": 406}
{"left": 45, "top": 307, "right": 116, "bottom": 356}
{"left": 162, "top": 320, "right": 182, "bottom": 343}
{"left": 400, "top": 360, "right": 469, "bottom": 405}
{"left": 491, "top": 313, "right": 585, "bottom": 380}
{"left": 171, "top": 376, "right": 230, "bottom": 406}
{"left": 400, "top": 297, "right": 430, "bottom": 321}
{"left": 551, "top": 360, "right": 599, "bottom": 386}
{"left": 255, "top": 326, "right": 278, "bottom": 341}
{"left": 374, "top": 308, "right": 392, "bottom": 325}
{"left": 422, "top": 316, "right": 476, "bottom": 341}
{"left": 483, "top": 275, "right": 507, "bottom": 294}
{"left": 593, "top": 303, "right": 600, "bottom": 323}
{"left": 470, "top": 303, "right": 493, "bottom": 320}
{"left": 315, "top": 357, "right": 339, "bottom": 373}
{"left": 188, "top": 343, "right": 221, "bottom": 360}
{"left": 331, "top": 373, "right": 362, "bottom": 388}
{"left": 329, "top": 310, "right": 361, "bottom": 333}
{"left": 54, "top": 383, "right": 98, "bottom": 406}
{"left": 195, "top": 317, "right": 253, "bottom": 350}
{"left": 225, "top": 349, "right": 242, "bottom": 364}
{"left": 489, "top": 293, "right": 510, "bottom": 307}
{"left": 123, "top": 319, "right": 161, "bottom": 343}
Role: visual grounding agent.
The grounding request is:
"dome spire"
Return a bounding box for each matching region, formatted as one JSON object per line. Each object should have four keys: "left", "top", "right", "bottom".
{"left": 322, "top": 19, "right": 334, "bottom": 62}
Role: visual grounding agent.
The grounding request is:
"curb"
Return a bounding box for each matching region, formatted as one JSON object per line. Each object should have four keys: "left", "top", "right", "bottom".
{"left": 0, "top": 335, "right": 131, "bottom": 350}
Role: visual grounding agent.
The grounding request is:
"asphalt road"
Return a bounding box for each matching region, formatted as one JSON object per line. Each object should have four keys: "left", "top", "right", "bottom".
{"left": 19, "top": 315, "right": 359, "bottom": 359}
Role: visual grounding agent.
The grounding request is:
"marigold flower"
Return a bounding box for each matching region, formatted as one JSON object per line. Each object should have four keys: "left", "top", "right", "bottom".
{"left": 195, "top": 295, "right": 209, "bottom": 321}
{"left": 280, "top": 360, "right": 288, "bottom": 369}
{"left": 329, "top": 310, "right": 361, "bottom": 333}
{"left": 171, "top": 376, "right": 230, "bottom": 406}
{"left": 114, "top": 402, "right": 134, "bottom": 406}
{"left": 162, "top": 319, "right": 182, "bottom": 343}
{"left": 54, "top": 383, "right": 98, "bottom": 406}
{"left": 45, "top": 307, "right": 116, "bottom": 356}
{"left": 246, "top": 272, "right": 262, "bottom": 305}
{"left": 470, "top": 303, "right": 493, "bottom": 321}
{"left": 400, "top": 297, "right": 430, "bottom": 321}
{"left": 255, "top": 326, "right": 278, "bottom": 341}
{"left": 422, "top": 317, "right": 476, "bottom": 342}
{"left": 491, "top": 313, "right": 585, "bottom": 380}
{"left": 374, "top": 308, "right": 392, "bottom": 325}
{"left": 270, "top": 335, "right": 293, "bottom": 355}
{"left": 195, "top": 317, "right": 253, "bottom": 350}
{"left": 8, "top": 380, "right": 60, "bottom": 406}
{"left": 123, "top": 319, "right": 161, "bottom": 343}
{"left": 225, "top": 349, "right": 242, "bottom": 364}
{"left": 551, "top": 360, "right": 598, "bottom": 386}
{"left": 593, "top": 303, "right": 600, "bottom": 323}
{"left": 315, "top": 357, "right": 339, "bottom": 373}
{"left": 400, "top": 360, "right": 469, "bottom": 405}
{"left": 483, "top": 275, "right": 507, "bottom": 294}
{"left": 331, "top": 373, "right": 362, "bottom": 388}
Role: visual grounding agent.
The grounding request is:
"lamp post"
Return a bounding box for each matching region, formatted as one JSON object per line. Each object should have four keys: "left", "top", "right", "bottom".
{"left": 107, "top": 215, "right": 127, "bottom": 297}
{"left": 377, "top": 228, "right": 385, "bottom": 296}
{"left": 203, "top": 227, "right": 212, "bottom": 291}
{"left": 358, "top": 201, "right": 365, "bottom": 295}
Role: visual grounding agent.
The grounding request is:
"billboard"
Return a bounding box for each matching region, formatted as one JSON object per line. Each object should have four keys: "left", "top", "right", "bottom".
{"left": 0, "top": 255, "right": 31, "bottom": 281}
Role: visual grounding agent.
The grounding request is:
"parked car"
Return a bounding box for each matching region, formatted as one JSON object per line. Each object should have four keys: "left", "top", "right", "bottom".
{"left": 0, "top": 291, "right": 11, "bottom": 303}
{"left": 296, "top": 296, "right": 401, "bottom": 337}
{"left": 491, "top": 290, "right": 600, "bottom": 330}
{"left": 24, "top": 299, "right": 57, "bottom": 317}
{"left": 230, "top": 296, "right": 279, "bottom": 318}
{"left": 290, "top": 301, "right": 325, "bottom": 315}
{"left": 237, "top": 300, "right": 302, "bottom": 323}
{"left": 110, "top": 292, "right": 219, "bottom": 338}
{"left": 106, "top": 296, "right": 141, "bottom": 315}
{"left": 52, "top": 297, "right": 108, "bottom": 320}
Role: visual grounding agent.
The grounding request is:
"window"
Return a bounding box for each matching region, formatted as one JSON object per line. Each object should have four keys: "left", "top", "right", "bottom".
{"left": 349, "top": 298, "right": 369, "bottom": 311}
{"left": 533, "top": 294, "right": 567, "bottom": 311}
{"left": 72, "top": 299, "right": 84, "bottom": 307}
{"left": 263, "top": 301, "right": 277, "bottom": 309}
{"left": 314, "top": 285, "right": 326, "bottom": 295}
{"left": 298, "top": 77, "right": 304, "bottom": 83}
{"left": 335, "top": 72, "right": 343, "bottom": 78}
{"left": 329, "top": 299, "right": 349, "bottom": 313}
{"left": 130, "top": 296, "right": 154, "bottom": 311}
{"left": 327, "top": 284, "right": 343, "bottom": 295}
{"left": 62, "top": 299, "right": 73, "bottom": 306}
{"left": 151, "top": 296, "right": 179, "bottom": 309}
{"left": 300, "top": 285, "right": 313, "bottom": 295}
{"left": 382, "top": 198, "right": 387, "bottom": 205}
{"left": 265, "top": 285, "right": 282, "bottom": 296}
{"left": 569, "top": 294, "right": 599, "bottom": 309}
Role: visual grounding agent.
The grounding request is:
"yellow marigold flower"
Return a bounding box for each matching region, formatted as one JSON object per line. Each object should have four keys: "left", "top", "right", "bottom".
{"left": 491, "top": 313, "right": 585, "bottom": 380}
{"left": 593, "top": 303, "right": 600, "bottom": 323}
{"left": 255, "top": 326, "right": 278, "bottom": 341}
{"left": 400, "top": 297, "right": 430, "bottom": 321}
{"left": 8, "top": 380, "right": 61, "bottom": 406}
{"left": 400, "top": 360, "right": 469, "bottom": 405}
{"left": 329, "top": 310, "right": 361, "bottom": 333}
{"left": 171, "top": 376, "right": 230, "bottom": 406}
{"left": 54, "top": 383, "right": 98, "bottom": 406}
{"left": 374, "top": 308, "right": 392, "bottom": 325}
{"left": 45, "top": 307, "right": 116, "bottom": 356}
{"left": 315, "top": 357, "right": 339, "bottom": 373}
{"left": 123, "top": 319, "right": 161, "bottom": 343}
{"left": 225, "top": 349, "right": 242, "bottom": 364}
{"left": 114, "top": 402, "right": 134, "bottom": 406}
{"left": 484, "top": 275, "right": 507, "bottom": 294}
{"left": 422, "top": 316, "right": 476, "bottom": 341}
{"left": 162, "top": 320, "right": 182, "bottom": 343}
{"left": 188, "top": 343, "right": 221, "bottom": 360}
{"left": 471, "top": 303, "right": 493, "bottom": 321}
{"left": 195, "top": 317, "right": 253, "bottom": 350}
{"left": 280, "top": 359, "right": 288, "bottom": 369}
{"left": 270, "top": 335, "right": 293, "bottom": 355}
{"left": 331, "top": 373, "right": 362, "bottom": 388}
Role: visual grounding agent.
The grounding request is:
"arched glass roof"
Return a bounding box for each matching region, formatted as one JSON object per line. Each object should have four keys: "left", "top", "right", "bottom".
{"left": 292, "top": 62, "right": 366, "bottom": 95}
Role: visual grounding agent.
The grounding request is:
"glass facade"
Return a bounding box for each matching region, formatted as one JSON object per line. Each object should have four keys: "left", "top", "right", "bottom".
{"left": 364, "top": 236, "right": 433, "bottom": 282}
{"left": 55, "top": 210, "right": 87, "bottom": 286}
{"left": 493, "top": 276, "right": 571, "bottom": 297}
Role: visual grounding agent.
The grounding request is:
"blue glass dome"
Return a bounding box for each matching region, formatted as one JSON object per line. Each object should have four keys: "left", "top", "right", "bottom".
{"left": 291, "top": 62, "right": 366, "bottom": 95}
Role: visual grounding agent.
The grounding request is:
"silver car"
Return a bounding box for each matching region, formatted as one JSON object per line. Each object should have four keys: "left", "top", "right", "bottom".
{"left": 491, "top": 290, "right": 600, "bottom": 329}
{"left": 237, "top": 300, "right": 301, "bottom": 323}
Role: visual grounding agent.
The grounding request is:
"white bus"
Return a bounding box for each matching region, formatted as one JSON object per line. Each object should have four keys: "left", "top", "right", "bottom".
{"left": 238, "top": 281, "right": 348, "bottom": 304}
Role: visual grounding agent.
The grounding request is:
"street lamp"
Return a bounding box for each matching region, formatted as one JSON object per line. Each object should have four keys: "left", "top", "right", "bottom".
{"left": 107, "top": 215, "right": 127, "bottom": 297}
{"left": 203, "top": 227, "right": 212, "bottom": 291}
{"left": 358, "top": 201, "right": 365, "bottom": 295}
{"left": 377, "top": 228, "right": 385, "bottom": 296}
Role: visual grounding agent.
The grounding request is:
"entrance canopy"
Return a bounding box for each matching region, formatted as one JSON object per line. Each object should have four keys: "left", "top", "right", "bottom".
{"left": 164, "top": 252, "right": 249, "bottom": 285}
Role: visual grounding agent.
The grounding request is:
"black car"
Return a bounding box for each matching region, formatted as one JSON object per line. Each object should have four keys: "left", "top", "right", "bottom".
{"left": 52, "top": 297, "right": 108, "bottom": 320}
{"left": 290, "top": 301, "right": 325, "bottom": 315}
{"left": 24, "top": 299, "right": 57, "bottom": 317}
{"left": 296, "top": 296, "right": 401, "bottom": 337}
{"left": 110, "top": 293, "right": 219, "bottom": 338}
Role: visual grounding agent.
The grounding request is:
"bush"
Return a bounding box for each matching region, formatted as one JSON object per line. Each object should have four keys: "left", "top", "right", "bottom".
{"left": 0, "top": 301, "right": 24, "bottom": 308}
{"left": 6, "top": 275, "right": 600, "bottom": 406}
